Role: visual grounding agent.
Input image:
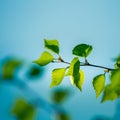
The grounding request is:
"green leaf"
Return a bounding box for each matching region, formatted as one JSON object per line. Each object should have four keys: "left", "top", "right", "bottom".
{"left": 101, "top": 84, "right": 120, "bottom": 102}
{"left": 50, "top": 68, "right": 66, "bottom": 88}
{"left": 92, "top": 74, "right": 105, "bottom": 98}
{"left": 114, "top": 61, "right": 120, "bottom": 69}
{"left": 113, "top": 55, "right": 120, "bottom": 69}
{"left": 44, "top": 39, "right": 59, "bottom": 54}
{"left": 70, "top": 70, "right": 84, "bottom": 91}
{"left": 11, "top": 99, "right": 35, "bottom": 120}
{"left": 26, "top": 65, "right": 44, "bottom": 79}
{"left": 2, "top": 59, "right": 22, "bottom": 80}
{"left": 33, "top": 51, "right": 54, "bottom": 66}
{"left": 67, "top": 57, "right": 84, "bottom": 91}
{"left": 102, "top": 69, "right": 120, "bottom": 102}
{"left": 52, "top": 89, "right": 70, "bottom": 104}
{"left": 57, "top": 112, "right": 70, "bottom": 120}
{"left": 72, "top": 44, "right": 93, "bottom": 58}
{"left": 67, "top": 57, "right": 80, "bottom": 76}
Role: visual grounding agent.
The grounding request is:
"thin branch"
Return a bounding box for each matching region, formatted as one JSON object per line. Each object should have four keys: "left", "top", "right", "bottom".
{"left": 81, "top": 63, "right": 115, "bottom": 71}
{"left": 52, "top": 59, "right": 115, "bottom": 71}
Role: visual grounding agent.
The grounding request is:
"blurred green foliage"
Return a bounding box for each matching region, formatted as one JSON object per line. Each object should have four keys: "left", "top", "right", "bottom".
{"left": 11, "top": 99, "right": 36, "bottom": 120}
{"left": 26, "top": 65, "right": 44, "bottom": 79}
{"left": 51, "top": 88, "right": 70, "bottom": 104}
{"left": 0, "top": 56, "right": 71, "bottom": 120}
{"left": 2, "top": 58, "right": 22, "bottom": 80}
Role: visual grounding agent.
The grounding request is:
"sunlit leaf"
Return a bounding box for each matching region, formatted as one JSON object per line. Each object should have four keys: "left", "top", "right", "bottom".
{"left": 101, "top": 84, "right": 120, "bottom": 102}
{"left": 33, "top": 51, "right": 54, "bottom": 66}
{"left": 11, "top": 99, "right": 36, "bottom": 120}
{"left": 72, "top": 44, "right": 93, "bottom": 58}
{"left": 44, "top": 39, "right": 59, "bottom": 54}
{"left": 102, "top": 69, "right": 120, "bottom": 102}
{"left": 50, "top": 68, "right": 66, "bottom": 88}
{"left": 92, "top": 74, "right": 105, "bottom": 98}
{"left": 110, "top": 69, "right": 120, "bottom": 84}
{"left": 66, "top": 57, "right": 80, "bottom": 76}
{"left": 2, "top": 59, "right": 22, "bottom": 80}
{"left": 70, "top": 70, "right": 84, "bottom": 91}
{"left": 67, "top": 57, "right": 84, "bottom": 91}
{"left": 52, "top": 89, "right": 70, "bottom": 104}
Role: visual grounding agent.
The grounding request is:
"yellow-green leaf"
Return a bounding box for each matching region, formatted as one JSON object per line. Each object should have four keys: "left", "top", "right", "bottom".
{"left": 70, "top": 70, "right": 84, "bottom": 91}
{"left": 72, "top": 44, "right": 93, "bottom": 58}
{"left": 33, "top": 51, "right": 54, "bottom": 66}
{"left": 66, "top": 57, "right": 80, "bottom": 76}
{"left": 101, "top": 84, "right": 119, "bottom": 102}
{"left": 93, "top": 74, "right": 105, "bottom": 98}
{"left": 110, "top": 69, "right": 120, "bottom": 85}
{"left": 67, "top": 57, "right": 84, "bottom": 91}
{"left": 44, "top": 39, "right": 59, "bottom": 54}
{"left": 102, "top": 69, "right": 120, "bottom": 102}
{"left": 50, "top": 68, "right": 66, "bottom": 88}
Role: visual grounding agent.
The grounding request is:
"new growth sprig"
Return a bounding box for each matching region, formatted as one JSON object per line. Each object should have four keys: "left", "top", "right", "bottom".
{"left": 33, "top": 39, "right": 120, "bottom": 102}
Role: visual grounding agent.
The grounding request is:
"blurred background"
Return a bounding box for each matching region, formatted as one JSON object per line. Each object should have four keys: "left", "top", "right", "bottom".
{"left": 0, "top": 0, "right": 120, "bottom": 120}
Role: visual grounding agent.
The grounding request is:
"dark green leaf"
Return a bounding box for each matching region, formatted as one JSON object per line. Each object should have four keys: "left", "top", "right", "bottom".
{"left": 66, "top": 57, "right": 80, "bottom": 76}
{"left": 57, "top": 113, "right": 70, "bottom": 120}
{"left": 67, "top": 57, "right": 84, "bottom": 91}
{"left": 72, "top": 44, "right": 93, "bottom": 57}
{"left": 33, "top": 51, "right": 54, "bottom": 66}
{"left": 52, "top": 89, "right": 69, "bottom": 104}
{"left": 44, "top": 39, "right": 59, "bottom": 54}
{"left": 93, "top": 74, "right": 105, "bottom": 98}
{"left": 70, "top": 70, "right": 84, "bottom": 91}
{"left": 26, "top": 65, "right": 44, "bottom": 79}
{"left": 114, "top": 61, "right": 120, "bottom": 69}
{"left": 50, "top": 68, "right": 66, "bottom": 88}
{"left": 11, "top": 99, "right": 36, "bottom": 120}
{"left": 102, "top": 69, "right": 120, "bottom": 102}
{"left": 2, "top": 59, "right": 22, "bottom": 80}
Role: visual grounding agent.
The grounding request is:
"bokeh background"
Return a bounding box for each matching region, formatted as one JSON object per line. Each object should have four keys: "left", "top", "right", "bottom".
{"left": 0, "top": 0, "right": 120, "bottom": 120}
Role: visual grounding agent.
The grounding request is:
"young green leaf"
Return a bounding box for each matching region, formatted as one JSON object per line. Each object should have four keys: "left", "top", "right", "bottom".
{"left": 44, "top": 39, "right": 59, "bottom": 54}
{"left": 93, "top": 74, "right": 105, "bottom": 98}
{"left": 72, "top": 44, "right": 93, "bottom": 58}
{"left": 67, "top": 57, "right": 80, "bottom": 76}
{"left": 70, "top": 70, "right": 84, "bottom": 91}
{"left": 11, "top": 99, "right": 35, "bottom": 120}
{"left": 33, "top": 51, "right": 54, "bottom": 66}
{"left": 67, "top": 57, "right": 84, "bottom": 91}
{"left": 101, "top": 84, "right": 119, "bottom": 102}
{"left": 102, "top": 69, "right": 120, "bottom": 102}
{"left": 50, "top": 68, "right": 66, "bottom": 88}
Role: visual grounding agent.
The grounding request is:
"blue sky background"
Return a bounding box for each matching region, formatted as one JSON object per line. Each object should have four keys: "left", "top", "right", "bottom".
{"left": 0, "top": 0, "right": 120, "bottom": 120}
